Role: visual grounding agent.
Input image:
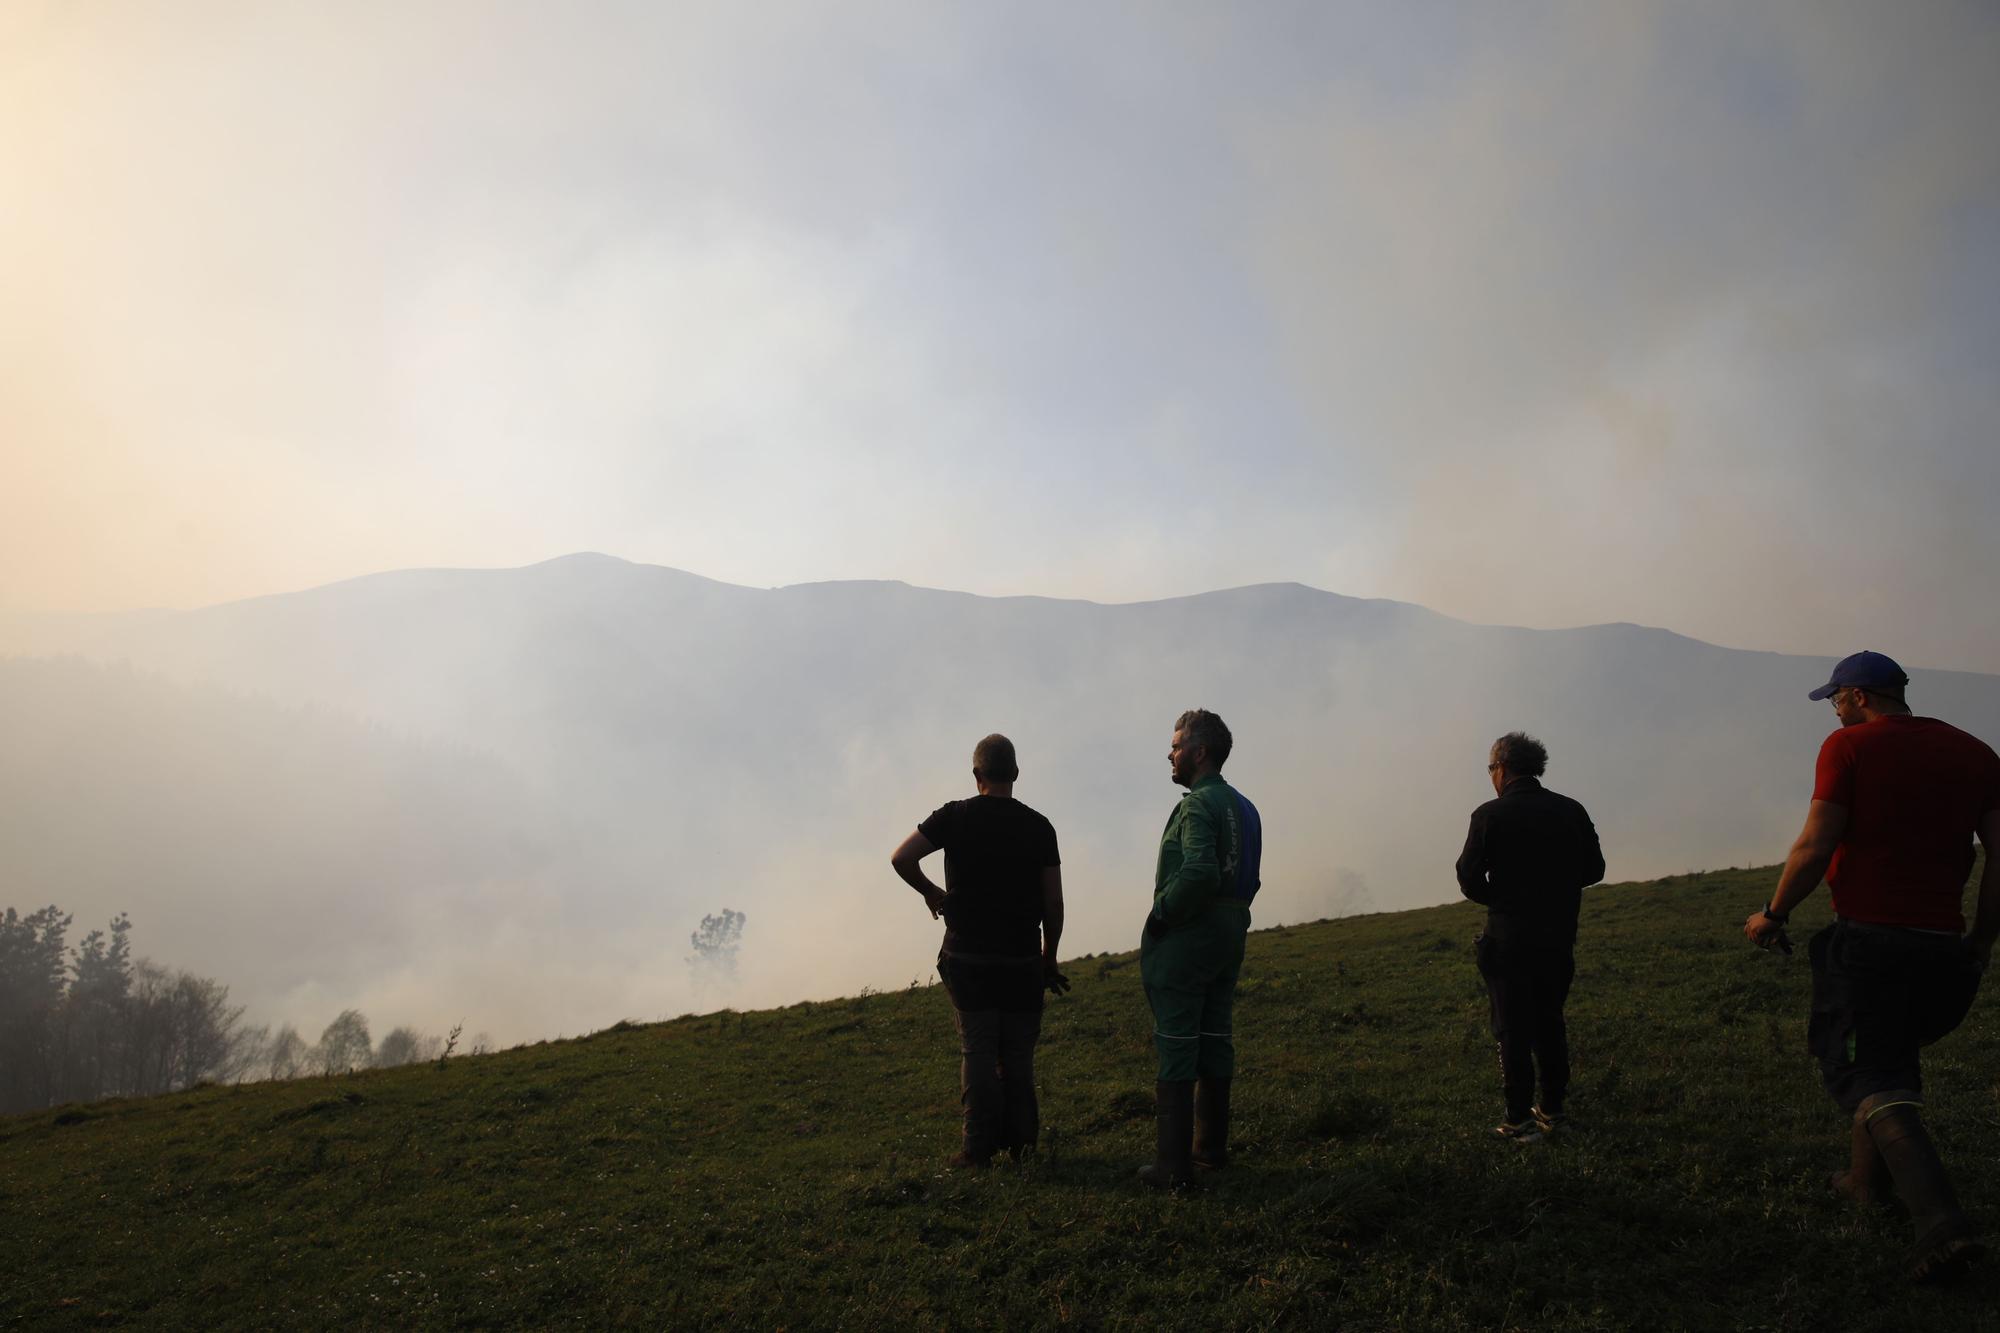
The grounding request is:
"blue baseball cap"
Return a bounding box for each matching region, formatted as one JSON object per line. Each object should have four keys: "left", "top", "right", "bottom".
{"left": 1807, "top": 650, "right": 1909, "bottom": 700}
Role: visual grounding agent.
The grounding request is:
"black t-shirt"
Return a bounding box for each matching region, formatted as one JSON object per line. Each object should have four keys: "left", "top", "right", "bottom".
{"left": 918, "top": 795, "right": 1060, "bottom": 958}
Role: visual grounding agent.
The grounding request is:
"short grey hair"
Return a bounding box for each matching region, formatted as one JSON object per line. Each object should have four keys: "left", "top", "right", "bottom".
{"left": 1174, "top": 709, "right": 1233, "bottom": 769}
{"left": 1489, "top": 731, "right": 1547, "bottom": 778}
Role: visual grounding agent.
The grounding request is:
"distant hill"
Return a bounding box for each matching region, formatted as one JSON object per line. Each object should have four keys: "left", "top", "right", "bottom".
{"left": 0, "top": 867, "right": 1987, "bottom": 1330}
{"left": 5, "top": 553, "right": 1998, "bottom": 1037}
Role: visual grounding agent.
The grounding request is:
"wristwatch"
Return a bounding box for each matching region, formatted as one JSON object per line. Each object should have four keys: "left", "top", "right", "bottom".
{"left": 1761, "top": 905, "right": 1789, "bottom": 925}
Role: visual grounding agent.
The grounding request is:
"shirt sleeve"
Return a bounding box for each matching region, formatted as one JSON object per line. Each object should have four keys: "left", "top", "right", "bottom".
{"left": 1455, "top": 807, "right": 1491, "bottom": 903}
{"left": 1812, "top": 733, "right": 1856, "bottom": 807}
{"left": 1041, "top": 816, "right": 1061, "bottom": 868}
{"left": 917, "top": 802, "right": 956, "bottom": 849}
{"left": 1573, "top": 803, "right": 1606, "bottom": 888}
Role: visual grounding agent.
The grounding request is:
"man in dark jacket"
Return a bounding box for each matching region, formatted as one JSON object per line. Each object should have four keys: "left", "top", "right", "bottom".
{"left": 1456, "top": 731, "right": 1604, "bottom": 1142}
{"left": 891, "top": 734, "right": 1066, "bottom": 1167}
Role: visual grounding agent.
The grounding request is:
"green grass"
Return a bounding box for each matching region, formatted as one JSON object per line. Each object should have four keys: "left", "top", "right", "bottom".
{"left": 6, "top": 866, "right": 2000, "bottom": 1330}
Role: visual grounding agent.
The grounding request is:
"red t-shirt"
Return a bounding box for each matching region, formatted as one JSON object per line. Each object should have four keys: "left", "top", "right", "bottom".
{"left": 1814, "top": 715, "right": 2000, "bottom": 929}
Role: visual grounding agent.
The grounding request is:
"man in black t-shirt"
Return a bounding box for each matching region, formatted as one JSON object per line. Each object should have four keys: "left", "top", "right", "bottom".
{"left": 891, "top": 734, "right": 1067, "bottom": 1167}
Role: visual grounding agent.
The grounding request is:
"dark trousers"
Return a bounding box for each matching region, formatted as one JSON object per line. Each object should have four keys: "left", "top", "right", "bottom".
{"left": 1808, "top": 918, "right": 1981, "bottom": 1112}
{"left": 938, "top": 954, "right": 1043, "bottom": 1159}
{"left": 1476, "top": 934, "right": 1575, "bottom": 1122}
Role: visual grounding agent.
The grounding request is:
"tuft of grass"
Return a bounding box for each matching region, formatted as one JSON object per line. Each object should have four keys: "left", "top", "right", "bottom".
{"left": 1305, "top": 1091, "right": 1393, "bottom": 1142}
{"left": 2, "top": 862, "right": 1994, "bottom": 1330}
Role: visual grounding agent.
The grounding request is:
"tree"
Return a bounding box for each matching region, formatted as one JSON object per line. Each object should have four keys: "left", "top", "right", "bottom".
{"left": 0, "top": 906, "right": 72, "bottom": 1112}
{"left": 1326, "top": 869, "right": 1376, "bottom": 919}
{"left": 315, "top": 1010, "right": 372, "bottom": 1075}
{"left": 119, "top": 962, "right": 252, "bottom": 1095}
{"left": 61, "top": 914, "right": 134, "bottom": 1102}
{"left": 267, "top": 1025, "right": 308, "bottom": 1081}
{"left": 173, "top": 973, "right": 251, "bottom": 1084}
{"left": 373, "top": 1026, "right": 440, "bottom": 1068}
{"left": 687, "top": 908, "right": 746, "bottom": 996}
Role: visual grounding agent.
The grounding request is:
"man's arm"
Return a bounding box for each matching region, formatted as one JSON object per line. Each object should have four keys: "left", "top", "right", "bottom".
{"left": 1575, "top": 807, "right": 1606, "bottom": 888}
{"left": 1969, "top": 807, "right": 2000, "bottom": 969}
{"left": 1742, "top": 800, "right": 1848, "bottom": 946}
{"left": 890, "top": 830, "right": 947, "bottom": 919}
{"left": 1040, "top": 865, "right": 1069, "bottom": 993}
{"left": 1154, "top": 796, "right": 1219, "bottom": 927}
{"left": 1455, "top": 809, "right": 1493, "bottom": 904}
{"left": 1040, "top": 865, "right": 1064, "bottom": 965}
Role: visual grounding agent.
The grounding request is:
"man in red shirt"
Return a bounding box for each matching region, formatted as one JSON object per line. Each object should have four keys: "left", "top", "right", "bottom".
{"left": 1744, "top": 651, "right": 2000, "bottom": 1284}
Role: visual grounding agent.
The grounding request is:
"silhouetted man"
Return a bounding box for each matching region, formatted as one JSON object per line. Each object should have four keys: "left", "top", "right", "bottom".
{"left": 1742, "top": 651, "right": 2000, "bottom": 1283}
{"left": 1139, "top": 709, "right": 1262, "bottom": 1187}
{"left": 891, "top": 734, "right": 1066, "bottom": 1167}
{"left": 1456, "top": 731, "right": 1604, "bottom": 1143}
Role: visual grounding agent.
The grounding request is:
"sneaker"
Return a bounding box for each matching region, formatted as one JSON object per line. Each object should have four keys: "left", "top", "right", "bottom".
{"left": 1532, "top": 1107, "right": 1570, "bottom": 1135}
{"left": 1493, "top": 1119, "right": 1543, "bottom": 1144}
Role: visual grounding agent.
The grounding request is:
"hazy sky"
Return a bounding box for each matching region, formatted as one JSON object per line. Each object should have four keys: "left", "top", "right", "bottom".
{"left": 5, "top": 2, "right": 1997, "bottom": 670}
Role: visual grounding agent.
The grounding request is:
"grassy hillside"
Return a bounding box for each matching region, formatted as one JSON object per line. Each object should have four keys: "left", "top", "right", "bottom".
{"left": 5, "top": 866, "right": 1997, "bottom": 1330}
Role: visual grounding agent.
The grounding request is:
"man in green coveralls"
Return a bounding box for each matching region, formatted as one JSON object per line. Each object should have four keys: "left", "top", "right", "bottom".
{"left": 1139, "top": 708, "right": 1263, "bottom": 1187}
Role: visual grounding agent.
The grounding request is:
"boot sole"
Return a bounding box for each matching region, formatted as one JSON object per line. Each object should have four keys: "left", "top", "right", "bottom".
{"left": 1909, "top": 1231, "right": 1986, "bottom": 1285}
{"left": 1136, "top": 1165, "right": 1197, "bottom": 1189}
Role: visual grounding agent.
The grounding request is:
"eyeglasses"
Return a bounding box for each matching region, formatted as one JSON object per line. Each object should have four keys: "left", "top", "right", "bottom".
{"left": 1828, "top": 688, "right": 1851, "bottom": 707}
{"left": 1487, "top": 762, "right": 1502, "bottom": 772}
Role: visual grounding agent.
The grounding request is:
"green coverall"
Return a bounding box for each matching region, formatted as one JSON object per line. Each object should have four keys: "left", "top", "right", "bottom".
{"left": 1140, "top": 774, "right": 1252, "bottom": 1081}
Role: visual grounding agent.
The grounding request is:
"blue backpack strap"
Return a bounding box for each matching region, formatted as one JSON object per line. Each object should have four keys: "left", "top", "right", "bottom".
{"left": 1230, "top": 790, "right": 1263, "bottom": 903}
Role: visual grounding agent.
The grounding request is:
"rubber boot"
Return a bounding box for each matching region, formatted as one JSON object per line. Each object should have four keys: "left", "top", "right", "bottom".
{"left": 1137, "top": 1080, "right": 1195, "bottom": 1188}
{"left": 1829, "top": 1104, "right": 1889, "bottom": 1207}
{"left": 1860, "top": 1091, "right": 1987, "bottom": 1283}
{"left": 1192, "top": 1077, "right": 1232, "bottom": 1170}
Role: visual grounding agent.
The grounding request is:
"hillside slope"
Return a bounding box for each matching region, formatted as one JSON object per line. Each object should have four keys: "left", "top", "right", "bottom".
{"left": 3, "top": 867, "right": 1995, "bottom": 1330}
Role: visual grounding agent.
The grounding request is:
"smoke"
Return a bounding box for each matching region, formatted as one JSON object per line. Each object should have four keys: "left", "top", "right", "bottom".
{"left": 1233, "top": 2, "right": 2000, "bottom": 668}
{"left": 11, "top": 559, "right": 1997, "bottom": 1046}
{"left": 5, "top": 5, "right": 1992, "bottom": 667}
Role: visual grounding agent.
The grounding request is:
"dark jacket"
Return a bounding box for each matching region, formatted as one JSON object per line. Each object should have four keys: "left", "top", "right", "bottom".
{"left": 1455, "top": 776, "right": 1605, "bottom": 948}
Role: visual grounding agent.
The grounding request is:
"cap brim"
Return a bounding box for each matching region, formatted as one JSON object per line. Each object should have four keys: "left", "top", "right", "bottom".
{"left": 1807, "top": 682, "right": 1839, "bottom": 701}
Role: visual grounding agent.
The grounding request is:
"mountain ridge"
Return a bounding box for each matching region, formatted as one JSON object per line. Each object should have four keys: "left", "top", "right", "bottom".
{"left": 4, "top": 554, "right": 1997, "bottom": 1044}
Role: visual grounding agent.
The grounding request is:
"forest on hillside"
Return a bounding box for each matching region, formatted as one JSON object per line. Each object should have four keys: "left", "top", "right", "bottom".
{"left": 0, "top": 906, "right": 467, "bottom": 1115}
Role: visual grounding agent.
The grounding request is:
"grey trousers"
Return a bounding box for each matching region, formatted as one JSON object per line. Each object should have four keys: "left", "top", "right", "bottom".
{"left": 950, "top": 1006, "right": 1043, "bottom": 1159}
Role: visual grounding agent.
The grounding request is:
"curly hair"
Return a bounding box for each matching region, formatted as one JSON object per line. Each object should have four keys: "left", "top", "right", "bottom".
{"left": 1489, "top": 731, "right": 1548, "bottom": 777}
{"left": 1174, "top": 709, "right": 1233, "bottom": 769}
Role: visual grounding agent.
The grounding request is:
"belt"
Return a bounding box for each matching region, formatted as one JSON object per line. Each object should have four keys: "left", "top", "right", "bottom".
{"left": 1834, "top": 916, "right": 1961, "bottom": 939}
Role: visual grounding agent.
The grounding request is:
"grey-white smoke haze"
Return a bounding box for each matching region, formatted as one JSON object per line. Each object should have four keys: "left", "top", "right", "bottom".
{"left": 5, "top": 554, "right": 1999, "bottom": 1047}
{"left": 4, "top": 4, "right": 1996, "bottom": 675}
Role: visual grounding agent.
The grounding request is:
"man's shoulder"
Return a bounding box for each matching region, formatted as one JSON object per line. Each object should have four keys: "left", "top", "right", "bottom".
{"left": 1914, "top": 717, "right": 2000, "bottom": 759}
{"left": 1848, "top": 717, "right": 1995, "bottom": 760}
{"left": 1541, "top": 787, "right": 1594, "bottom": 819}
{"left": 1008, "top": 798, "right": 1058, "bottom": 835}
{"left": 1190, "top": 778, "right": 1244, "bottom": 814}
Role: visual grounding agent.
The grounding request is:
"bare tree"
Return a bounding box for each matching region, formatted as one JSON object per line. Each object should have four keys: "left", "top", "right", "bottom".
{"left": 267, "top": 1025, "right": 308, "bottom": 1081}
{"left": 315, "top": 1010, "right": 372, "bottom": 1075}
